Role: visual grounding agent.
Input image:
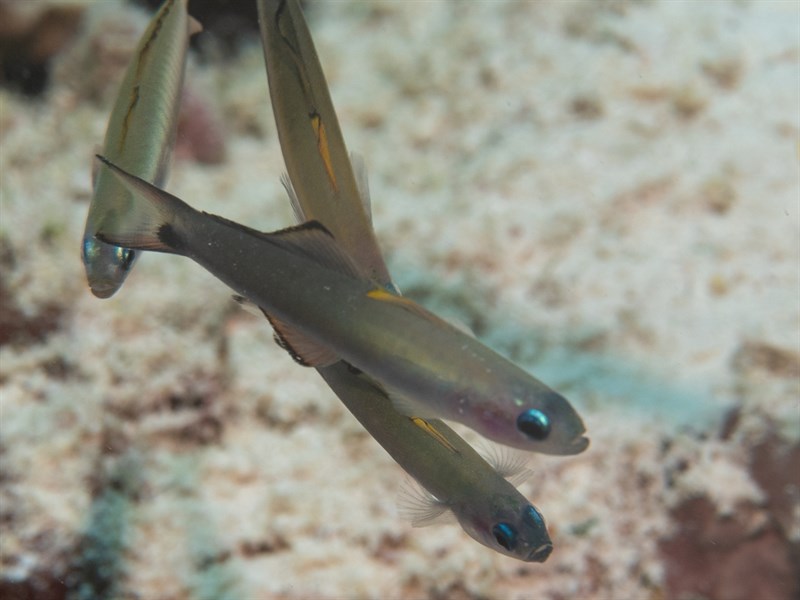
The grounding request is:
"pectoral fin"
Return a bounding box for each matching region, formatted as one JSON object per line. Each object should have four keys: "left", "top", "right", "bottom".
{"left": 350, "top": 152, "right": 372, "bottom": 226}
{"left": 479, "top": 443, "right": 532, "bottom": 485}
{"left": 397, "top": 478, "right": 455, "bottom": 527}
{"left": 280, "top": 172, "right": 307, "bottom": 222}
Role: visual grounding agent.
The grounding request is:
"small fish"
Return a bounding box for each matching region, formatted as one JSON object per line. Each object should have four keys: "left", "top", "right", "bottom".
{"left": 81, "top": 0, "right": 200, "bottom": 298}
{"left": 259, "top": 0, "right": 550, "bottom": 562}
{"left": 258, "top": 0, "right": 390, "bottom": 285}
{"left": 320, "top": 362, "right": 553, "bottom": 562}
{"left": 93, "top": 156, "right": 588, "bottom": 456}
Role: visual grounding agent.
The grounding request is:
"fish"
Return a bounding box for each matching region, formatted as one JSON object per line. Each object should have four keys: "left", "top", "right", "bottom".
{"left": 81, "top": 0, "right": 200, "bottom": 299}
{"left": 320, "top": 362, "right": 553, "bottom": 562}
{"left": 257, "top": 0, "right": 390, "bottom": 286}
{"left": 92, "top": 155, "right": 588, "bottom": 457}
{"left": 257, "top": 0, "right": 554, "bottom": 561}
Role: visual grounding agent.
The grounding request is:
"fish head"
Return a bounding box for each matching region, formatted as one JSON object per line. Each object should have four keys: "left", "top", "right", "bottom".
{"left": 471, "top": 385, "right": 589, "bottom": 456}
{"left": 82, "top": 236, "right": 137, "bottom": 298}
{"left": 514, "top": 387, "right": 589, "bottom": 455}
{"left": 458, "top": 493, "right": 553, "bottom": 563}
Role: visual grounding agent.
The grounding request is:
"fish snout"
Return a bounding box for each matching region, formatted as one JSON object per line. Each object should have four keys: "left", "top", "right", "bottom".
{"left": 528, "top": 542, "right": 553, "bottom": 563}
{"left": 89, "top": 281, "right": 118, "bottom": 299}
{"left": 568, "top": 435, "right": 590, "bottom": 455}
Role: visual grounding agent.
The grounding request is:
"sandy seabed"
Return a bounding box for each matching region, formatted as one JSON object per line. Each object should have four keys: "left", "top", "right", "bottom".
{"left": 1, "top": 1, "right": 798, "bottom": 599}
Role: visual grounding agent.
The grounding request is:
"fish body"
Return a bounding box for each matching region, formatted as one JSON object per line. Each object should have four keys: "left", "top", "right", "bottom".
{"left": 82, "top": 0, "right": 199, "bottom": 298}
{"left": 94, "top": 157, "right": 588, "bottom": 456}
{"left": 319, "top": 362, "right": 552, "bottom": 562}
{"left": 257, "top": 0, "right": 390, "bottom": 285}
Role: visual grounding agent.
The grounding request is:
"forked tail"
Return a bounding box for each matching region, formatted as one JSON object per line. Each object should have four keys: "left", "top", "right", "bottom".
{"left": 93, "top": 155, "right": 193, "bottom": 254}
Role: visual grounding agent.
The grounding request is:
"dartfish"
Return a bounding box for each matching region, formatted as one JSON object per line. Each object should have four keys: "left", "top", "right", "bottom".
{"left": 93, "top": 157, "right": 588, "bottom": 456}
{"left": 321, "top": 362, "right": 553, "bottom": 561}
{"left": 258, "top": 0, "right": 389, "bottom": 285}
{"left": 81, "top": 0, "right": 200, "bottom": 299}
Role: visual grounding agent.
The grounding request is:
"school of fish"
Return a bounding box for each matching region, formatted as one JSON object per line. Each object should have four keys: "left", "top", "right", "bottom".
{"left": 83, "top": 0, "right": 589, "bottom": 563}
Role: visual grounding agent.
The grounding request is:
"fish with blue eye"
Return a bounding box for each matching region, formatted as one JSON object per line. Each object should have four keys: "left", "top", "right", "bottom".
{"left": 81, "top": 0, "right": 200, "bottom": 298}
{"left": 257, "top": 0, "right": 586, "bottom": 454}
{"left": 91, "top": 154, "right": 589, "bottom": 456}
{"left": 258, "top": 0, "right": 586, "bottom": 455}
{"left": 317, "top": 360, "right": 554, "bottom": 562}
{"left": 488, "top": 505, "right": 552, "bottom": 561}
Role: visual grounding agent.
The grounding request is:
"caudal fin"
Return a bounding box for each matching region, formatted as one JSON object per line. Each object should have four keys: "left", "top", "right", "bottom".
{"left": 93, "top": 155, "right": 191, "bottom": 253}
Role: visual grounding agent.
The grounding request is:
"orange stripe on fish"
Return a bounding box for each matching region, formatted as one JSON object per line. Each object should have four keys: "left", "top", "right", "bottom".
{"left": 410, "top": 417, "right": 460, "bottom": 455}
{"left": 310, "top": 112, "right": 338, "bottom": 192}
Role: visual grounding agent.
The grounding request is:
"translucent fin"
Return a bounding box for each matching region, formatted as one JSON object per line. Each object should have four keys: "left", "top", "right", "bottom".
{"left": 189, "top": 15, "right": 203, "bottom": 36}
{"left": 263, "top": 310, "right": 340, "bottom": 368}
{"left": 93, "top": 155, "right": 185, "bottom": 253}
{"left": 231, "top": 294, "right": 262, "bottom": 317}
{"left": 269, "top": 221, "right": 367, "bottom": 281}
{"left": 397, "top": 478, "right": 455, "bottom": 527}
{"left": 385, "top": 281, "right": 402, "bottom": 296}
{"left": 479, "top": 443, "right": 533, "bottom": 486}
{"left": 280, "top": 172, "right": 307, "bottom": 223}
{"left": 232, "top": 296, "right": 336, "bottom": 372}
{"left": 445, "top": 316, "right": 475, "bottom": 337}
{"left": 351, "top": 152, "right": 372, "bottom": 226}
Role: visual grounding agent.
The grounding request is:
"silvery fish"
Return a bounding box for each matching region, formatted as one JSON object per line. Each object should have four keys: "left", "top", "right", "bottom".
{"left": 81, "top": 0, "right": 200, "bottom": 298}
{"left": 258, "top": 0, "right": 389, "bottom": 286}
{"left": 92, "top": 156, "right": 588, "bottom": 457}
{"left": 320, "top": 361, "right": 553, "bottom": 562}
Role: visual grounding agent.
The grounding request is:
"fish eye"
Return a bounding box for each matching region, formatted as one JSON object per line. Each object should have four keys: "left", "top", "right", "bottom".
{"left": 118, "top": 247, "right": 136, "bottom": 271}
{"left": 517, "top": 408, "right": 551, "bottom": 440}
{"left": 492, "top": 522, "right": 517, "bottom": 552}
{"left": 523, "top": 505, "right": 545, "bottom": 528}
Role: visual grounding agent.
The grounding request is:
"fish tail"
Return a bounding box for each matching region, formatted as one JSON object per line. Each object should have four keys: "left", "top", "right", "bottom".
{"left": 93, "top": 155, "right": 191, "bottom": 254}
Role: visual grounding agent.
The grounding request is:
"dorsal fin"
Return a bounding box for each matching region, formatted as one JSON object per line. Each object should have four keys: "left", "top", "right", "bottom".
{"left": 268, "top": 220, "right": 367, "bottom": 281}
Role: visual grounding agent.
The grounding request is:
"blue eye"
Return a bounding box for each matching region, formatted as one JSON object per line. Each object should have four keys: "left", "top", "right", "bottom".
{"left": 517, "top": 409, "right": 551, "bottom": 440}
{"left": 492, "top": 522, "right": 517, "bottom": 551}
{"left": 524, "top": 505, "right": 545, "bottom": 528}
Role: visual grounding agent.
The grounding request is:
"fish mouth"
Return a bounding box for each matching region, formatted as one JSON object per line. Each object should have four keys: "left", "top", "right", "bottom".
{"left": 90, "top": 282, "right": 118, "bottom": 299}
{"left": 567, "top": 434, "right": 590, "bottom": 455}
{"left": 543, "top": 434, "right": 589, "bottom": 456}
{"left": 528, "top": 542, "right": 553, "bottom": 563}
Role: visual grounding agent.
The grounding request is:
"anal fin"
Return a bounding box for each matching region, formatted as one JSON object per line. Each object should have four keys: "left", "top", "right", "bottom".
{"left": 262, "top": 309, "right": 340, "bottom": 367}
